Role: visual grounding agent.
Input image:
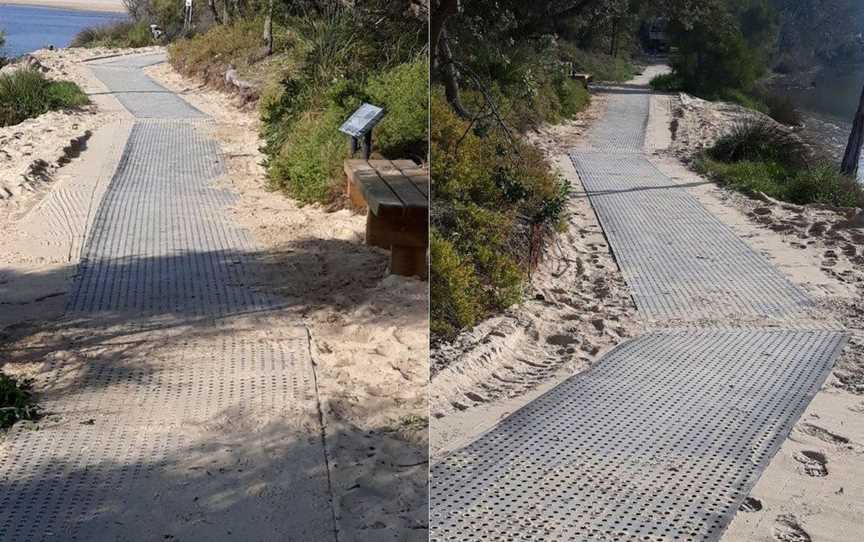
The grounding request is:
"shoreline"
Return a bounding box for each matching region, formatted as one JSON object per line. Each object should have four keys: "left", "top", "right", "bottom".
{"left": 0, "top": 0, "right": 125, "bottom": 13}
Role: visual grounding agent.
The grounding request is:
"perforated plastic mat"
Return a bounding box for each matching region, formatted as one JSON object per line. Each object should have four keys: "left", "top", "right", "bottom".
{"left": 88, "top": 54, "right": 205, "bottom": 119}
{"left": 431, "top": 329, "right": 846, "bottom": 541}
{"left": 0, "top": 56, "right": 335, "bottom": 540}
{"left": 66, "top": 120, "right": 283, "bottom": 317}
{"left": 570, "top": 152, "right": 813, "bottom": 321}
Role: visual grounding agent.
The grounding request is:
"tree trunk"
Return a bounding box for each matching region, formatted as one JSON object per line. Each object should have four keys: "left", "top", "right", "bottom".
{"left": 208, "top": 0, "right": 222, "bottom": 24}
{"left": 431, "top": 0, "right": 459, "bottom": 69}
{"left": 263, "top": 0, "right": 274, "bottom": 55}
{"left": 438, "top": 29, "right": 471, "bottom": 119}
{"left": 223, "top": 0, "right": 231, "bottom": 24}
{"left": 841, "top": 83, "right": 864, "bottom": 178}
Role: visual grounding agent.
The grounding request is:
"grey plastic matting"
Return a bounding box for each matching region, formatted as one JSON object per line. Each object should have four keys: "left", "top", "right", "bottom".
{"left": 88, "top": 54, "right": 205, "bottom": 119}
{"left": 66, "top": 120, "right": 282, "bottom": 317}
{"left": 0, "top": 56, "right": 335, "bottom": 540}
{"left": 431, "top": 329, "right": 846, "bottom": 541}
{"left": 430, "top": 85, "right": 848, "bottom": 541}
{"left": 570, "top": 152, "right": 813, "bottom": 321}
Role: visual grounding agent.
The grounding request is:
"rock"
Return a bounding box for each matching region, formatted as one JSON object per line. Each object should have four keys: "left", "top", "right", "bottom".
{"left": 752, "top": 207, "right": 772, "bottom": 216}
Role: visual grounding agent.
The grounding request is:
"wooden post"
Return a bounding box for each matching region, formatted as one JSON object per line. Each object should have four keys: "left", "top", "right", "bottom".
{"left": 841, "top": 82, "right": 864, "bottom": 178}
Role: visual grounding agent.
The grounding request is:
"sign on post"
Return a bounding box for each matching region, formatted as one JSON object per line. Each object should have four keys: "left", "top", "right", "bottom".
{"left": 339, "top": 103, "right": 385, "bottom": 159}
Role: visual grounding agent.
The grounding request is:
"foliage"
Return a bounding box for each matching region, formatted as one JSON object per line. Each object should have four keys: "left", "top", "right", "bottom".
{"left": 72, "top": 21, "right": 155, "bottom": 48}
{"left": 563, "top": 47, "right": 634, "bottom": 83}
{"left": 650, "top": 72, "right": 683, "bottom": 92}
{"left": 267, "top": 105, "right": 347, "bottom": 203}
{"left": 365, "top": 57, "right": 430, "bottom": 159}
{"left": 430, "top": 231, "right": 483, "bottom": 338}
{"left": 169, "top": 19, "right": 272, "bottom": 85}
{"left": 0, "top": 69, "right": 89, "bottom": 127}
{"left": 754, "top": 91, "right": 802, "bottom": 126}
{"left": 700, "top": 119, "right": 863, "bottom": 207}
{"left": 253, "top": 2, "right": 426, "bottom": 204}
{"left": 707, "top": 120, "right": 807, "bottom": 168}
{"left": 430, "top": 91, "right": 567, "bottom": 339}
{"left": 0, "top": 373, "right": 39, "bottom": 430}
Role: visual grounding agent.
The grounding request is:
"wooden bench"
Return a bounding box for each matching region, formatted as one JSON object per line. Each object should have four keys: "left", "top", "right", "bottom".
{"left": 344, "top": 159, "right": 429, "bottom": 278}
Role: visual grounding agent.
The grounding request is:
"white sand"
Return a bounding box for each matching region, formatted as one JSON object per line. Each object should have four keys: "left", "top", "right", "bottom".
{"left": 1, "top": 0, "right": 125, "bottom": 13}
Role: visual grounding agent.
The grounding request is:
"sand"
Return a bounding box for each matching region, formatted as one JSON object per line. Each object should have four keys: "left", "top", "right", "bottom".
{"left": 1, "top": 47, "right": 428, "bottom": 540}
{"left": 0, "top": 0, "right": 125, "bottom": 13}
{"left": 146, "top": 60, "right": 429, "bottom": 539}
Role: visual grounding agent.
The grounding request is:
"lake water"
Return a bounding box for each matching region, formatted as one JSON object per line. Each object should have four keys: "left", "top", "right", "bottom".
{"left": 770, "top": 64, "right": 864, "bottom": 163}
{"left": 0, "top": 4, "right": 124, "bottom": 58}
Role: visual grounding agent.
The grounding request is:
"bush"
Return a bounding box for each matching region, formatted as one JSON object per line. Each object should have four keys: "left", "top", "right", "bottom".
{"left": 430, "top": 231, "right": 483, "bottom": 339}
{"left": 554, "top": 76, "right": 590, "bottom": 119}
{"left": 755, "top": 91, "right": 803, "bottom": 126}
{"left": 650, "top": 72, "right": 683, "bottom": 92}
{"left": 430, "top": 91, "right": 565, "bottom": 339}
{"left": 365, "top": 57, "right": 429, "bottom": 158}
{"left": 267, "top": 105, "right": 347, "bottom": 203}
{"left": 700, "top": 119, "right": 864, "bottom": 208}
{"left": 0, "top": 69, "right": 89, "bottom": 127}
{"left": 72, "top": 21, "right": 155, "bottom": 48}
{"left": 0, "top": 372, "right": 39, "bottom": 429}
{"left": 567, "top": 49, "right": 634, "bottom": 83}
{"left": 707, "top": 120, "right": 808, "bottom": 168}
{"left": 169, "top": 20, "right": 269, "bottom": 86}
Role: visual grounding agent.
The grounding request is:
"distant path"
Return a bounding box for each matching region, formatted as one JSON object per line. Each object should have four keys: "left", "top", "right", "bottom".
{"left": 0, "top": 53, "right": 336, "bottom": 541}
{"left": 430, "top": 81, "right": 847, "bottom": 541}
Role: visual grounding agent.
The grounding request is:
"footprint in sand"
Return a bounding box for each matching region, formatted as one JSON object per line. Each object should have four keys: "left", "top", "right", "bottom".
{"left": 797, "top": 422, "right": 850, "bottom": 446}
{"left": 739, "top": 496, "right": 763, "bottom": 512}
{"left": 793, "top": 450, "right": 828, "bottom": 477}
{"left": 773, "top": 514, "right": 812, "bottom": 542}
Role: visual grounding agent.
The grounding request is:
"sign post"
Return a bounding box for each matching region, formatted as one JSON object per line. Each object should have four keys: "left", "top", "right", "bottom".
{"left": 339, "top": 103, "right": 385, "bottom": 160}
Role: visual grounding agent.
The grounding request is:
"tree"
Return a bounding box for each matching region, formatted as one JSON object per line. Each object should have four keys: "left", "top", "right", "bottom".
{"left": 841, "top": 83, "right": 864, "bottom": 178}
{"left": 263, "top": 0, "right": 275, "bottom": 55}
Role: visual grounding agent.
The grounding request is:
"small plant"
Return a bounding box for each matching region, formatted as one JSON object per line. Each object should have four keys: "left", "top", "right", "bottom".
{"left": 0, "top": 69, "right": 89, "bottom": 127}
{"left": 365, "top": 57, "right": 430, "bottom": 159}
{"left": 0, "top": 372, "right": 39, "bottom": 430}
{"left": 650, "top": 72, "right": 683, "bottom": 92}
{"left": 707, "top": 120, "right": 808, "bottom": 169}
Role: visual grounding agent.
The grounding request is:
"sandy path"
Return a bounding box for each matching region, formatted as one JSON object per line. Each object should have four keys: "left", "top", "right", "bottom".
{"left": 430, "top": 67, "right": 855, "bottom": 542}
{"left": 2, "top": 52, "right": 341, "bottom": 540}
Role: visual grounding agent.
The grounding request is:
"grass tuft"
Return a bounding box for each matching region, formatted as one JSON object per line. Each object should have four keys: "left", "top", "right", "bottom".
{"left": 0, "top": 373, "right": 40, "bottom": 430}
{"left": 0, "top": 69, "right": 89, "bottom": 127}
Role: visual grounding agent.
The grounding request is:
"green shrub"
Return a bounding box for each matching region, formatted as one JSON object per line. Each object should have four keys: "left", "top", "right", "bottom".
{"left": 707, "top": 120, "right": 807, "bottom": 168}
{"left": 568, "top": 50, "right": 634, "bottom": 83}
{"left": 169, "top": 20, "right": 267, "bottom": 86}
{"left": 650, "top": 72, "right": 683, "bottom": 92}
{"left": 268, "top": 106, "right": 347, "bottom": 203}
{"left": 700, "top": 119, "right": 863, "bottom": 208}
{"left": 0, "top": 69, "right": 89, "bottom": 127}
{"left": 71, "top": 21, "right": 154, "bottom": 48}
{"left": 554, "top": 77, "right": 590, "bottom": 119}
{"left": 365, "top": 57, "right": 429, "bottom": 158}
{"left": 430, "top": 231, "right": 483, "bottom": 339}
{"left": 431, "top": 91, "right": 565, "bottom": 339}
{"left": 0, "top": 372, "right": 39, "bottom": 430}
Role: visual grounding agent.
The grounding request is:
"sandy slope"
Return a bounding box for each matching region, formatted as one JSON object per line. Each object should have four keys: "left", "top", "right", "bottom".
{"left": 0, "top": 0, "right": 125, "bottom": 13}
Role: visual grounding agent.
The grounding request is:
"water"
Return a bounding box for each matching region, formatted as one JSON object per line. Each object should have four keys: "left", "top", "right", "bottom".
{"left": 771, "top": 64, "right": 864, "bottom": 163}
{"left": 0, "top": 4, "right": 124, "bottom": 58}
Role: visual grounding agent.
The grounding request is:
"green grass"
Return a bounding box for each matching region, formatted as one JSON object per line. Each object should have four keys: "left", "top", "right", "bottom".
{"left": 698, "top": 120, "right": 864, "bottom": 208}
{"left": 0, "top": 69, "right": 89, "bottom": 127}
{"left": 0, "top": 373, "right": 39, "bottom": 430}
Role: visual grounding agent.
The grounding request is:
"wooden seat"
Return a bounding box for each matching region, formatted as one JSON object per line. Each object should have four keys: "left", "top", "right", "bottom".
{"left": 344, "top": 159, "right": 429, "bottom": 278}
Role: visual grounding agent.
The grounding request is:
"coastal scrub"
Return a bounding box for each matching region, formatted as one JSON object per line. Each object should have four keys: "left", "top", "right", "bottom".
{"left": 0, "top": 69, "right": 89, "bottom": 127}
